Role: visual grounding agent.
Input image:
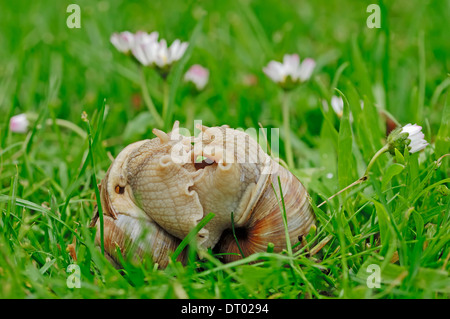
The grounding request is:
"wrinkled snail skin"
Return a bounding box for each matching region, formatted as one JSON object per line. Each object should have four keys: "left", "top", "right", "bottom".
{"left": 92, "top": 122, "right": 315, "bottom": 268}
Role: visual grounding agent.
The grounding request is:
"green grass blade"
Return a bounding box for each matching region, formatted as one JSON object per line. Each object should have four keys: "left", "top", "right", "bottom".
{"left": 171, "top": 212, "right": 215, "bottom": 262}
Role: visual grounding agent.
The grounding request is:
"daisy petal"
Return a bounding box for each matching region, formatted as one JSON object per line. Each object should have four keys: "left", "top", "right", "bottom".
{"left": 297, "top": 58, "right": 316, "bottom": 81}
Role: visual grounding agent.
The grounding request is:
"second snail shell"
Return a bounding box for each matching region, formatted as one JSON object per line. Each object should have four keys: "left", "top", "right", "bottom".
{"left": 91, "top": 122, "right": 315, "bottom": 268}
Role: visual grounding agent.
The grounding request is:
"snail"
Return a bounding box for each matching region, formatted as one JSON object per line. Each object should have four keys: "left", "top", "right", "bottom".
{"left": 90, "top": 122, "right": 315, "bottom": 268}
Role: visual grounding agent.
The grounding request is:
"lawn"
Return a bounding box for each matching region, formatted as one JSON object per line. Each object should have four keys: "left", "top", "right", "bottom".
{"left": 0, "top": 0, "right": 449, "bottom": 299}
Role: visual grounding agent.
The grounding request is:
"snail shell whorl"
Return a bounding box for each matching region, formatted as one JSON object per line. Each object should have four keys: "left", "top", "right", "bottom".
{"left": 217, "top": 161, "right": 314, "bottom": 263}
{"left": 100, "top": 214, "right": 185, "bottom": 268}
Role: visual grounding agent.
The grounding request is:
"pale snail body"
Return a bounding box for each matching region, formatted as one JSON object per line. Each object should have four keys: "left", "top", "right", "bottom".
{"left": 91, "top": 122, "right": 315, "bottom": 268}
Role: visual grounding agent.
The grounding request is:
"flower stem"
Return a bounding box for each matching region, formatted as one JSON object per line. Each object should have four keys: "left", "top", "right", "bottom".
{"left": 162, "top": 78, "right": 170, "bottom": 127}
{"left": 185, "top": 96, "right": 195, "bottom": 129}
{"left": 317, "top": 176, "right": 367, "bottom": 208}
{"left": 45, "top": 119, "right": 87, "bottom": 140}
{"left": 317, "top": 143, "right": 389, "bottom": 208}
{"left": 364, "top": 144, "right": 389, "bottom": 176}
{"left": 282, "top": 90, "right": 294, "bottom": 168}
{"left": 140, "top": 69, "right": 164, "bottom": 128}
{"left": 27, "top": 113, "right": 88, "bottom": 140}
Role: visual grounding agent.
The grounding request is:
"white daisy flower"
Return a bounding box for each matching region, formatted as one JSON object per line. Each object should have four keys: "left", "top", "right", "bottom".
{"left": 387, "top": 123, "right": 429, "bottom": 154}
{"left": 263, "top": 54, "right": 315, "bottom": 88}
{"left": 184, "top": 64, "right": 209, "bottom": 90}
{"left": 132, "top": 34, "right": 188, "bottom": 70}
{"left": 10, "top": 113, "right": 29, "bottom": 133}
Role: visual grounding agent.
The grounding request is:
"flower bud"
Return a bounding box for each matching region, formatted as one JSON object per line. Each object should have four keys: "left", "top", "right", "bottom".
{"left": 10, "top": 113, "right": 29, "bottom": 133}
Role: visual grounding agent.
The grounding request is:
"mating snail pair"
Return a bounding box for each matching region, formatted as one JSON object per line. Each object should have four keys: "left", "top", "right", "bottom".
{"left": 90, "top": 122, "right": 315, "bottom": 268}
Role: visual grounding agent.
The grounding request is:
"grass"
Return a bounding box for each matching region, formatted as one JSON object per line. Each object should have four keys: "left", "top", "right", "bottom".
{"left": 0, "top": 0, "right": 449, "bottom": 299}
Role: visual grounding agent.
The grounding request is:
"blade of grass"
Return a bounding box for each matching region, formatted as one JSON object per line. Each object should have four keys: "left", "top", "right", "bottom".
{"left": 82, "top": 112, "right": 104, "bottom": 255}
{"left": 61, "top": 99, "right": 106, "bottom": 219}
{"left": 171, "top": 212, "right": 215, "bottom": 262}
{"left": 435, "top": 93, "right": 450, "bottom": 159}
{"left": 230, "top": 211, "right": 245, "bottom": 259}
{"left": 335, "top": 89, "right": 356, "bottom": 191}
